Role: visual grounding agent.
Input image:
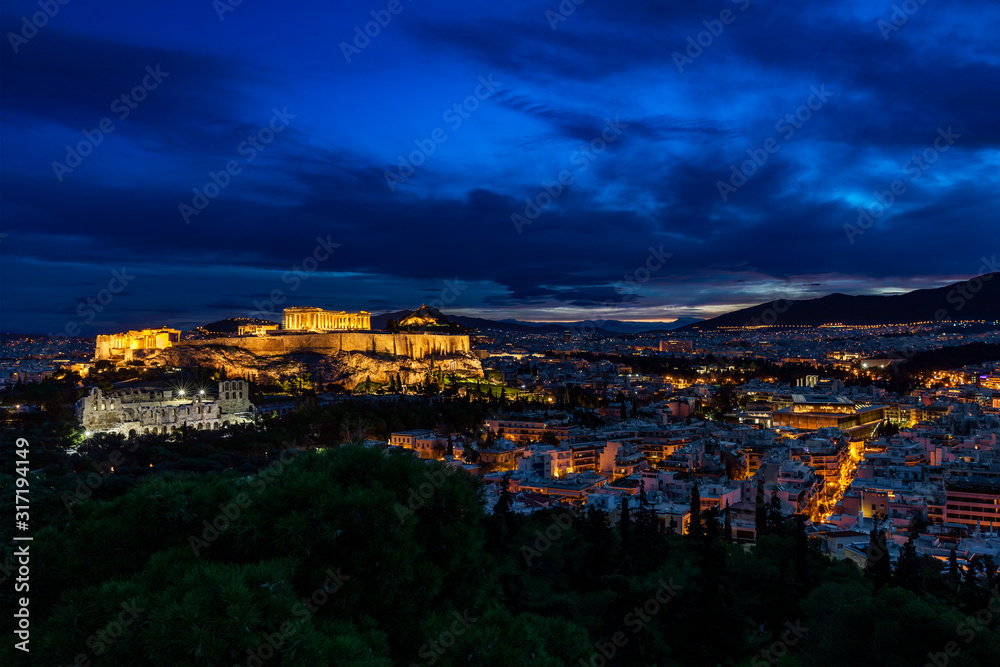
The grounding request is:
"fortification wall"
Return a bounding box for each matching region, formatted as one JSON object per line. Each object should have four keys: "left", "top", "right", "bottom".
{"left": 178, "top": 332, "right": 469, "bottom": 360}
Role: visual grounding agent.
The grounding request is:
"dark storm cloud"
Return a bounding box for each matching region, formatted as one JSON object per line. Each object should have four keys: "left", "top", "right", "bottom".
{"left": 1, "top": 0, "right": 998, "bottom": 332}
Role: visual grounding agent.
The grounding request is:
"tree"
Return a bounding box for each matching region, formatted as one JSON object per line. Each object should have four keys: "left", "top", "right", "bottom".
{"left": 894, "top": 536, "right": 922, "bottom": 594}
{"left": 723, "top": 500, "right": 732, "bottom": 543}
{"left": 688, "top": 483, "right": 703, "bottom": 540}
{"left": 494, "top": 473, "right": 513, "bottom": 517}
{"left": 767, "top": 489, "right": 784, "bottom": 536}
{"left": 865, "top": 520, "right": 892, "bottom": 590}
{"left": 794, "top": 514, "right": 809, "bottom": 593}
{"left": 619, "top": 495, "right": 631, "bottom": 549}
{"left": 949, "top": 547, "right": 960, "bottom": 582}
{"left": 755, "top": 476, "right": 767, "bottom": 538}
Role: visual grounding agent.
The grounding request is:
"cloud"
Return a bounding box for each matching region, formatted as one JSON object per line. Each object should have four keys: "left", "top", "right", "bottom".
{"left": 1, "top": 0, "right": 998, "bottom": 332}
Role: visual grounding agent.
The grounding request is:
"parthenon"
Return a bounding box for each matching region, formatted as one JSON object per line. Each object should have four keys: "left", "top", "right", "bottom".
{"left": 282, "top": 306, "right": 370, "bottom": 332}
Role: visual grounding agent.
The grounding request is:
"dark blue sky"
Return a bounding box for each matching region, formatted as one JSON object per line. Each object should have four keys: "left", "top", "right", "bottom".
{"left": 1, "top": 0, "right": 998, "bottom": 335}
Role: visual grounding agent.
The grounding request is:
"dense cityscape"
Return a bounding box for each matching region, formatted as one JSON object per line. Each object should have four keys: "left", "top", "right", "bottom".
{"left": 3, "top": 292, "right": 1000, "bottom": 664}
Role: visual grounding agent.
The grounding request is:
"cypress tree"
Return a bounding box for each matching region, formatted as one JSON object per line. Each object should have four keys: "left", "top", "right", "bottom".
{"left": 865, "top": 520, "right": 892, "bottom": 590}
{"left": 723, "top": 500, "right": 732, "bottom": 543}
{"left": 619, "top": 495, "right": 631, "bottom": 551}
{"left": 755, "top": 476, "right": 767, "bottom": 538}
{"left": 767, "top": 489, "right": 783, "bottom": 536}
{"left": 689, "top": 483, "right": 703, "bottom": 540}
{"left": 895, "top": 536, "right": 922, "bottom": 593}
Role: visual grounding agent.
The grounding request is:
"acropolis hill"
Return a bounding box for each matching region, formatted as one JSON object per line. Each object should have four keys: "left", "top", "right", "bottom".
{"left": 94, "top": 308, "right": 482, "bottom": 387}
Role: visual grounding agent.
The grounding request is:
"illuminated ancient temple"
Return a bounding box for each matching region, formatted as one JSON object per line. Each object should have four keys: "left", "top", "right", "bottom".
{"left": 282, "top": 306, "right": 370, "bottom": 331}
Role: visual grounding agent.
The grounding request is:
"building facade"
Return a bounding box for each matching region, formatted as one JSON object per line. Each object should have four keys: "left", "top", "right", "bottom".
{"left": 944, "top": 477, "right": 1000, "bottom": 530}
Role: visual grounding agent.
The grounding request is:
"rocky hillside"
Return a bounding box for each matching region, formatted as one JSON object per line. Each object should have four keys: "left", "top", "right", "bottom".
{"left": 138, "top": 344, "right": 483, "bottom": 388}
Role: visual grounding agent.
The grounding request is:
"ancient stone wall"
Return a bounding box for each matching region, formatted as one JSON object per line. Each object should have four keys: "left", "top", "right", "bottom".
{"left": 178, "top": 332, "right": 469, "bottom": 360}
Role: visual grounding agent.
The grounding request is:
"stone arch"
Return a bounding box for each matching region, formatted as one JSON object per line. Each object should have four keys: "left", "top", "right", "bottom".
{"left": 223, "top": 420, "right": 230, "bottom": 427}
{"left": 143, "top": 428, "right": 150, "bottom": 435}
{"left": 128, "top": 429, "right": 137, "bottom": 438}
{"left": 151, "top": 427, "right": 158, "bottom": 435}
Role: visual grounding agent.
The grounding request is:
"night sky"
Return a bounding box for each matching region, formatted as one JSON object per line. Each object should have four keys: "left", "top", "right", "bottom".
{"left": 1, "top": 0, "right": 998, "bottom": 335}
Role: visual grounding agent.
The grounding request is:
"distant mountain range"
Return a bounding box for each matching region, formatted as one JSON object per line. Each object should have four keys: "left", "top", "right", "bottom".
{"left": 371, "top": 309, "right": 700, "bottom": 334}
{"left": 680, "top": 273, "right": 1000, "bottom": 331}
{"left": 497, "top": 318, "right": 702, "bottom": 333}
